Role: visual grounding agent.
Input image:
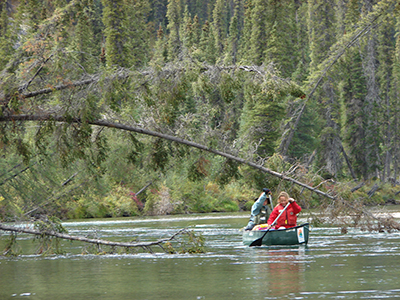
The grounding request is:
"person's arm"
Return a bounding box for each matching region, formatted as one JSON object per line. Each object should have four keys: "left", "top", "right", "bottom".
{"left": 288, "top": 198, "right": 301, "bottom": 214}
{"left": 250, "top": 193, "right": 266, "bottom": 216}
{"left": 250, "top": 189, "right": 270, "bottom": 216}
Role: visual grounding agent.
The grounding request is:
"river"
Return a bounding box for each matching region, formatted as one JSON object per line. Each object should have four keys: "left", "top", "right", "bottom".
{"left": 1, "top": 209, "right": 400, "bottom": 299}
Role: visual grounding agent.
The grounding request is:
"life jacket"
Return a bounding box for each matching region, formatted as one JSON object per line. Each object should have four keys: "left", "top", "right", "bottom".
{"left": 254, "top": 205, "right": 272, "bottom": 225}
{"left": 267, "top": 202, "right": 301, "bottom": 229}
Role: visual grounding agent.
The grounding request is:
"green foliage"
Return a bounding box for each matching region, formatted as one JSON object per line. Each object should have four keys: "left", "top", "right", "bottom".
{"left": 2, "top": 0, "right": 400, "bottom": 224}
{"left": 2, "top": 233, "right": 22, "bottom": 256}
{"left": 150, "top": 139, "right": 170, "bottom": 172}
{"left": 33, "top": 216, "right": 67, "bottom": 255}
{"left": 216, "top": 159, "right": 241, "bottom": 186}
{"left": 68, "top": 185, "right": 140, "bottom": 219}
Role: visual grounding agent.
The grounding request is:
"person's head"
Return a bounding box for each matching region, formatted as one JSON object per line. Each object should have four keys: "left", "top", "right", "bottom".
{"left": 278, "top": 191, "right": 289, "bottom": 206}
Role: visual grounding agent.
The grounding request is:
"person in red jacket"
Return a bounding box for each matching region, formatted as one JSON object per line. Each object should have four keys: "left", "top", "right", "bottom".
{"left": 266, "top": 191, "right": 301, "bottom": 229}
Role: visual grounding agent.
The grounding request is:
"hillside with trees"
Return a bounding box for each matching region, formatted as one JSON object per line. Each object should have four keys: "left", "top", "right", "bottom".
{"left": 1, "top": 0, "right": 400, "bottom": 227}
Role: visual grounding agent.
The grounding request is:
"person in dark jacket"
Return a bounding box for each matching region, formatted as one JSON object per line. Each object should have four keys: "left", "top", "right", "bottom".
{"left": 244, "top": 188, "right": 273, "bottom": 231}
{"left": 266, "top": 191, "right": 301, "bottom": 229}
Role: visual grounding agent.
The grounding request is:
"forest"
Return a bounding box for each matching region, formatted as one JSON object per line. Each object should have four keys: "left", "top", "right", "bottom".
{"left": 1, "top": 0, "right": 400, "bottom": 227}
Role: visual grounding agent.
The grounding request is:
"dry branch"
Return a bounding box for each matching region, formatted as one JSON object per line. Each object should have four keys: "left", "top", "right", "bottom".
{"left": 0, "top": 222, "right": 188, "bottom": 248}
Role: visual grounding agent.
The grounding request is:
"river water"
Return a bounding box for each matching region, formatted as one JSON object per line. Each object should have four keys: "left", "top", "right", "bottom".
{"left": 1, "top": 210, "right": 400, "bottom": 300}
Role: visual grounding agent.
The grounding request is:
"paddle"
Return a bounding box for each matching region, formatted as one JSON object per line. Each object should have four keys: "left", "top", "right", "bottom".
{"left": 249, "top": 201, "right": 291, "bottom": 247}
{"left": 268, "top": 194, "right": 274, "bottom": 212}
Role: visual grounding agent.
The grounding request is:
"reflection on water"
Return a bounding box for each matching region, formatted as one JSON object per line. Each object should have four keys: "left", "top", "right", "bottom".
{"left": 247, "top": 248, "right": 306, "bottom": 298}
{"left": 1, "top": 212, "right": 400, "bottom": 299}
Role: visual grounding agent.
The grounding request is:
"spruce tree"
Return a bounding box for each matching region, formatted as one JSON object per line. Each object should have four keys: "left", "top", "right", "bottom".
{"left": 192, "top": 15, "right": 201, "bottom": 46}
{"left": 249, "top": 0, "right": 268, "bottom": 65}
{"left": 125, "top": 0, "right": 151, "bottom": 67}
{"left": 263, "top": 0, "right": 299, "bottom": 77}
{"left": 0, "top": 1, "right": 15, "bottom": 70}
{"left": 341, "top": 48, "right": 368, "bottom": 179}
{"left": 390, "top": 13, "right": 400, "bottom": 179}
{"left": 212, "top": 0, "right": 228, "bottom": 61}
{"left": 308, "top": 0, "right": 341, "bottom": 177}
{"left": 180, "top": 5, "right": 193, "bottom": 53}
{"left": 101, "top": 0, "right": 128, "bottom": 67}
{"left": 238, "top": 0, "right": 254, "bottom": 64}
{"left": 193, "top": 20, "right": 217, "bottom": 64}
{"left": 376, "top": 11, "right": 395, "bottom": 181}
{"left": 358, "top": 0, "right": 384, "bottom": 179}
{"left": 166, "top": 0, "right": 182, "bottom": 61}
{"left": 69, "top": 0, "right": 99, "bottom": 72}
{"left": 151, "top": 25, "right": 167, "bottom": 70}
{"left": 223, "top": 3, "right": 239, "bottom": 65}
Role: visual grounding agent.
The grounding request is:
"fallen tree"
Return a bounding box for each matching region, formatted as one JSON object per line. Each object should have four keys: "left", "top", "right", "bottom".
{"left": 1, "top": 113, "right": 400, "bottom": 233}
{"left": 0, "top": 222, "right": 204, "bottom": 256}
{"left": 0, "top": 113, "right": 335, "bottom": 199}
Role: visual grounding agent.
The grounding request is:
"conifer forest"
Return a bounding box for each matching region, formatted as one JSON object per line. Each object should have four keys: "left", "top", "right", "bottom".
{"left": 1, "top": 0, "right": 400, "bottom": 228}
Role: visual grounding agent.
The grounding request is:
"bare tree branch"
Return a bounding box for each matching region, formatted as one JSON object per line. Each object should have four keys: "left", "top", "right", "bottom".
{"left": 0, "top": 223, "right": 189, "bottom": 248}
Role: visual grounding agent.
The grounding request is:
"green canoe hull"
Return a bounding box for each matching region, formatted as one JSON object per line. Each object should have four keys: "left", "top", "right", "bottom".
{"left": 242, "top": 223, "right": 309, "bottom": 246}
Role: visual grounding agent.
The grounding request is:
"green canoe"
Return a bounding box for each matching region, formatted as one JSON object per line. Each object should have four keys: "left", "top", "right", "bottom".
{"left": 242, "top": 223, "right": 309, "bottom": 246}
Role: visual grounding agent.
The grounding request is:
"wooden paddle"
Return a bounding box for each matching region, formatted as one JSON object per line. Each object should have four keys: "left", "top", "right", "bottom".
{"left": 249, "top": 201, "right": 291, "bottom": 247}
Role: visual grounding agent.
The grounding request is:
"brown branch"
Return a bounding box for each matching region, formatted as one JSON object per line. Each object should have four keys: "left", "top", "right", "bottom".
{"left": 0, "top": 223, "right": 188, "bottom": 248}
{"left": 19, "top": 54, "right": 54, "bottom": 93}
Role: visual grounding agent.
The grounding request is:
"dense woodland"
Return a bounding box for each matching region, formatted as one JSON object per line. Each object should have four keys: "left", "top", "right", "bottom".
{"left": 1, "top": 0, "right": 400, "bottom": 223}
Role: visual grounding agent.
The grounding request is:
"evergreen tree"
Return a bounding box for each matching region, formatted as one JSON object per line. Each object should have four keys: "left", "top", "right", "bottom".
{"left": 249, "top": 0, "right": 268, "bottom": 65}
{"left": 151, "top": 25, "right": 167, "bottom": 70}
{"left": 69, "top": 0, "right": 99, "bottom": 72}
{"left": 359, "top": 0, "right": 384, "bottom": 179}
{"left": 238, "top": 67, "right": 305, "bottom": 158}
{"left": 180, "top": 5, "right": 193, "bottom": 53}
{"left": 263, "top": 0, "right": 299, "bottom": 77}
{"left": 308, "top": 0, "right": 341, "bottom": 177}
{"left": 390, "top": 12, "right": 400, "bottom": 180}
{"left": 341, "top": 48, "right": 368, "bottom": 179}
{"left": 212, "top": 0, "right": 228, "bottom": 61}
{"left": 193, "top": 20, "right": 217, "bottom": 64}
{"left": 192, "top": 14, "right": 201, "bottom": 46}
{"left": 0, "top": 1, "right": 15, "bottom": 70}
{"left": 376, "top": 11, "right": 395, "bottom": 181}
{"left": 166, "top": 0, "right": 182, "bottom": 61}
{"left": 125, "top": 0, "right": 152, "bottom": 67}
{"left": 101, "top": 0, "right": 128, "bottom": 67}
{"left": 238, "top": 0, "right": 254, "bottom": 63}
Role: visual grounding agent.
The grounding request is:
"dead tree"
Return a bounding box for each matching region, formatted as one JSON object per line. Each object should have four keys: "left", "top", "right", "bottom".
{"left": 0, "top": 223, "right": 203, "bottom": 255}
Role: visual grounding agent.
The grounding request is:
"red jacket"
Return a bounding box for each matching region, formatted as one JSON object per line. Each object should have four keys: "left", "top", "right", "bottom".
{"left": 267, "top": 202, "right": 301, "bottom": 229}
